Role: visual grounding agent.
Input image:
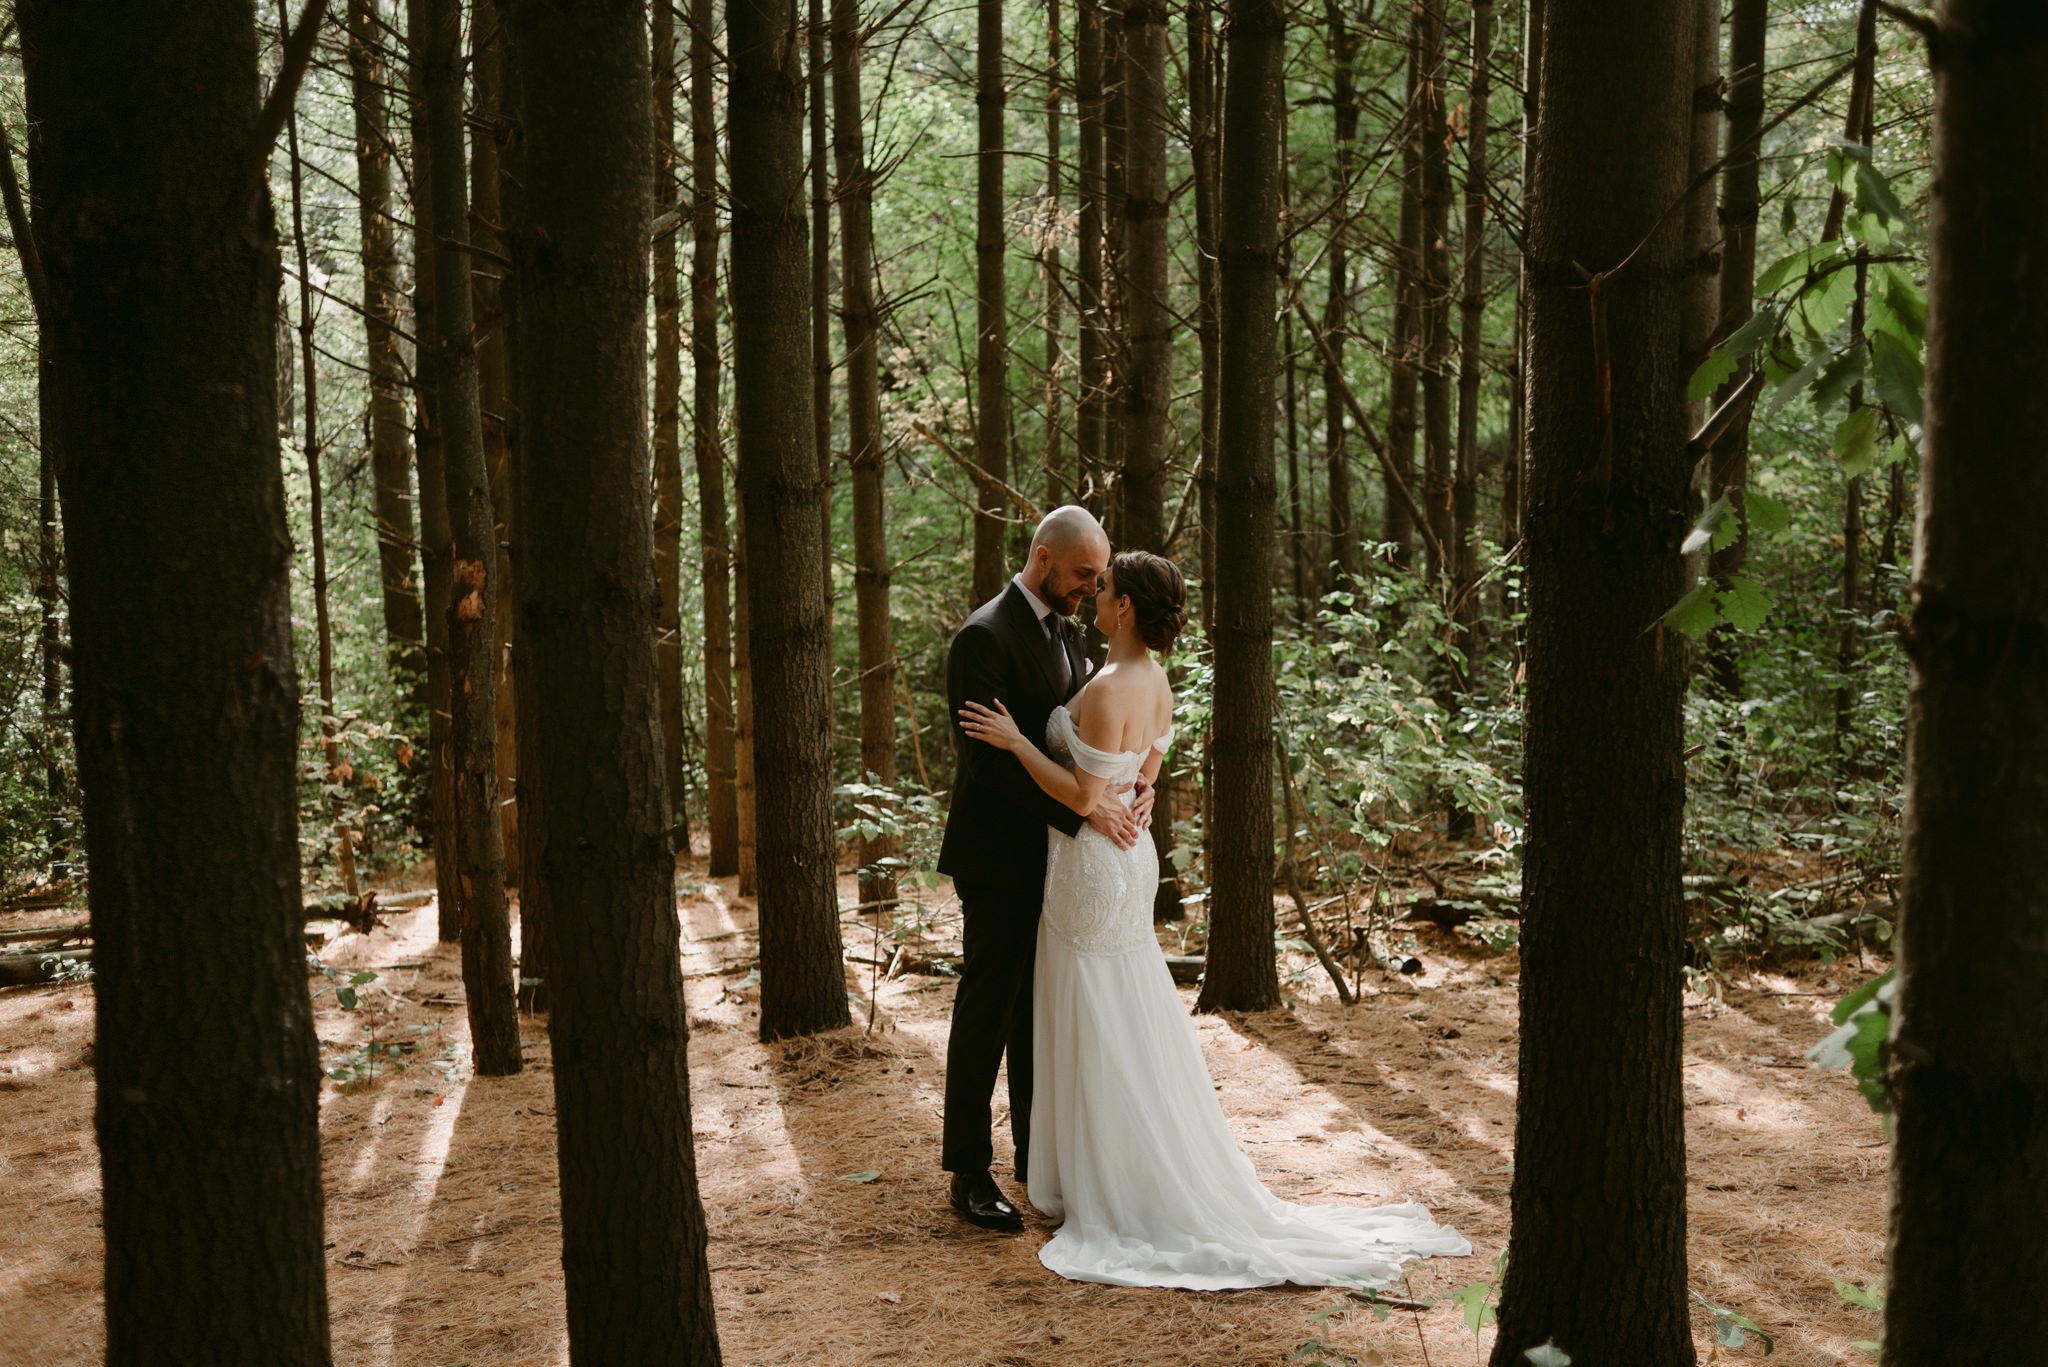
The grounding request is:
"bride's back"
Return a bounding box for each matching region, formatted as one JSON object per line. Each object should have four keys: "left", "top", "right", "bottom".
{"left": 1068, "top": 656, "right": 1173, "bottom": 755}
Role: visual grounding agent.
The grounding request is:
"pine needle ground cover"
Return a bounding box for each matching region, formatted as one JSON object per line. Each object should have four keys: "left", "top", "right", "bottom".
{"left": 0, "top": 862, "right": 1888, "bottom": 1366}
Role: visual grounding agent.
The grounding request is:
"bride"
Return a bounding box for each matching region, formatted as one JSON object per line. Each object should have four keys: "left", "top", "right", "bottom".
{"left": 958, "top": 549, "right": 1469, "bottom": 1291}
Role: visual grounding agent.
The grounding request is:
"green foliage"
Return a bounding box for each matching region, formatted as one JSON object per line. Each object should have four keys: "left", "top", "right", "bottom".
{"left": 1691, "top": 1289, "right": 1775, "bottom": 1356}
{"left": 1835, "top": 1278, "right": 1886, "bottom": 1356}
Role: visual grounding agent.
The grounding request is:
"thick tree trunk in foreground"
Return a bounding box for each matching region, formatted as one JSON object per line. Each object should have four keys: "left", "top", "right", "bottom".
{"left": 810, "top": 0, "right": 835, "bottom": 634}
{"left": 1487, "top": 0, "right": 1695, "bottom": 1361}
{"left": 506, "top": 2, "right": 722, "bottom": 1355}
{"left": 1884, "top": 10, "right": 2048, "bottom": 1360}
{"left": 20, "top": 3, "right": 333, "bottom": 1358}
{"left": 407, "top": 12, "right": 463, "bottom": 945}
{"left": 972, "top": 0, "right": 1010, "bottom": 604}
{"left": 1118, "top": 0, "right": 1170, "bottom": 552}
{"left": 1705, "top": 0, "right": 1766, "bottom": 699}
{"left": 728, "top": 0, "right": 851, "bottom": 1040}
{"left": 654, "top": 0, "right": 688, "bottom": 830}
{"left": 1197, "top": 0, "right": 1283, "bottom": 1014}
{"left": 834, "top": 0, "right": 899, "bottom": 905}
{"left": 691, "top": 0, "right": 739, "bottom": 876}
{"left": 349, "top": 0, "right": 427, "bottom": 822}
{"left": 423, "top": 0, "right": 522, "bottom": 1077}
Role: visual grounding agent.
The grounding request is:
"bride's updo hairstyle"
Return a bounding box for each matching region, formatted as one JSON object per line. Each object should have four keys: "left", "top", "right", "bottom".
{"left": 1112, "top": 550, "right": 1187, "bottom": 653}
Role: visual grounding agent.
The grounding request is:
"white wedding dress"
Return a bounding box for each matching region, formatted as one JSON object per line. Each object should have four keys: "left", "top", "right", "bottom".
{"left": 1026, "top": 704, "right": 1470, "bottom": 1290}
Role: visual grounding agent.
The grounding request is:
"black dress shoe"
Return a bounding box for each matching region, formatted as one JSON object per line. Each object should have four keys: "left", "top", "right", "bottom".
{"left": 950, "top": 1170, "right": 1024, "bottom": 1231}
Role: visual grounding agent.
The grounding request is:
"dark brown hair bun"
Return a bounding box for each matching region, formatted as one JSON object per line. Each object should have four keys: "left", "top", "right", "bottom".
{"left": 1112, "top": 550, "right": 1187, "bottom": 653}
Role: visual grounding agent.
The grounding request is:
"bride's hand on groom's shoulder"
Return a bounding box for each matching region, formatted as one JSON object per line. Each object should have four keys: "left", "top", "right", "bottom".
{"left": 958, "top": 699, "right": 1023, "bottom": 752}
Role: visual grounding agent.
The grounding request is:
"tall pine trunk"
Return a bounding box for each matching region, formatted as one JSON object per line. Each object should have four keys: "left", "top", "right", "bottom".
{"left": 1885, "top": 7, "right": 2048, "bottom": 1357}
{"left": 505, "top": 1, "right": 723, "bottom": 1354}
{"left": 810, "top": 0, "right": 835, "bottom": 629}
{"left": 20, "top": 2, "right": 333, "bottom": 1355}
{"left": 1188, "top": 0, "right": 1220, "bottom": 892}
{"left": 422, "top": 0, "right": 522, "bottom": 1077}
{"left": 729, "top": 0, "right": 852, "bottom": 1040}
{"left": 1830, "top": 0, "right": 1879, "bottom": 758}
{"left": 1197, "top": 0, "right": 1283, "bottom": 1015}
{"left": 1321, "top": 0, "right": 1358, "bottom": 587}
{"left": 973, "top": 0, "right": 1010, "bottom": 603}
{"left": 1044, "top": 0, "right": 1065, "bottom": 507}
{"left": 1076, "top": 0, "right": 1106, "bottom": 506}
{"left": 1451, "top": 0, "right": 1494, "bottom": 647}
{"left": 1118, "top": 0, "right": 1169, "bottom": 551}
{"left": 1382, "top": 0, "right": 1423, "bottom": 569}
{"left": 692, "top": 0, "right": 739, "bottom": 876}
{"left": 1487, "top": 0, "right": 1695, "bottom": 1359}
{"left": 408, "top": 11, "right": 463, "bottom": 945}
{"left": 654, "top": 0, "right": 689, "bottom": 831}
{"left": 1417, "top": 0, "right": 1453, "bottom": 596}
{"left": 835, "top": 0, "right": 899, "bottom": 905}
{"left": 349, "top": 0, "right": 427, "bottom": 827}
{"left": 733, "top": 517, "right": 758, "bottom": 896}
{"left": 1705, "top": 0, "right": 1766, "bottom": 700}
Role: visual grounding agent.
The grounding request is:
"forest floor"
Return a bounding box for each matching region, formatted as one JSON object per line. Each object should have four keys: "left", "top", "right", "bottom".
{"left": 0, "top": 855, "right": 1893, "bottom": 1367}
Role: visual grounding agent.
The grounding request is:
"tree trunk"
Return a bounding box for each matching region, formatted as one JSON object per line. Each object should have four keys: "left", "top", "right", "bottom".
{"left": 734, "top": 516, "right": 758, "bottom": 897}
{"left": 834, "top": 0, "right": 899, "bottom": 906}
{"left": 654, "top": 0, "right": 689, "bottom": 834}
{"left": 1077, "top": 0, "right": 1106, "bottom": 509}
{"left": 282, "top": 30, "right": 361, "bottom": 899}
{"left": 1417, "top": 0, "right": 1453, "bottom": 596}
{"left": 349, "top": 0, "right": 427, "bottom": 834}
{"left": 1486, "top": 0, "right": 1695, "bottom": 1360}
{"left": 1103, "top": 2, "right": 1127, "bottom": 534}
{"left": 20, "top": 2, "right": 334, "bottom": 1356}
{"left": 1044, "top": 0, "right": 1065, "bottom": 507}
{"left": 1197, "top": 0, "right": 1283, "bottom": 1015}
{"left": 691, "top": 0, "right": 739, "bottom": 876}
{"left": 1118, "top": 0, "right": 1169, "bottom": 552}
{"left": 1831, "top": 1, "right": 1879, "bottom": 759}
{"left": 1188, "top": 0, "right": 1219, "bottom": 886}
{"left": 973, "top": 0, "right": 1010, "bottom": 604}
{"left": 1382, "top": 0, "right": 1423, "bottom": 570}
{"left": 1704, "top": 0, "right": 1765, "bottom": 700}
{"left": 810, "top": 0, "right": 835, "bottom": 632}
{"left": 408, "top": 12, "right": 463, "bottom": 945}
{"left": 1452, "top": 0, "right": 1494, "bottom": 649}
{"left": 1885, "top": 9, "right": 2048, "bottom": 1358}
{"left": 504, "top": 2, "right": 723, "bottom": 1354}
{"left": 728, "top": 0, "right": 852, "bottom": 1040}
{"left": 472, "top": 0, "right": 519, "bottom": 884}
{"left": 422, "top": 0, "right": 522, "bottom": 1077}
{"left": 1285, "top": 313, "right": 1308, "bottom": 615}
{"left": 1321, "top": 0, "right": 1358, "bottom": 588}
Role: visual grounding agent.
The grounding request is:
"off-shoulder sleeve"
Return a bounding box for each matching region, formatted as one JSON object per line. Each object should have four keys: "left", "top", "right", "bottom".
{"left": 1051, "top": 706, "right": 1132, "bottom": 780}
{"left": 1151, "top": 725, "right": 1176, "bottom": 754}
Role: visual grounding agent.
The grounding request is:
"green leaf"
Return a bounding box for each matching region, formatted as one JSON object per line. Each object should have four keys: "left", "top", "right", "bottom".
{"left": 1723, "top": 305, "right": 1780, "bottom": 360}
{"left": 1870, "top": 332, "right": 1925, "bottom": 425}
{"left": 1855, "top": 158, "right": 1907, "bottom": 226}
{"left": 1831, "top": 968, "right": 1896, "bottom": 1026}
{"left": 1715, "top": 1318, "right": 1749, "bottom": 1350}
{"left": 1682, "top": 495, "right": 1737, "bottom": 556}
{"left": 838, "top": 1169, "right": 882, "bottom": 1183}
{"left": 1661, "top": 584, "right": 1721, "bottom": 639}
{"left": 1850, "top": 1340, "right": 1883, "bottom": 1358}
{"left": 1850, "top": 211, "right": 1893, "bottom": 248}
{"left": 1834, "top": 408, "right": 1881, "bottom": 477}
{"left": 335, "top": 986, "right": 359, "bottom": 1010}
{"left": 1688, "top": 348, "right": 1737, "bottom": 401}
{"left": 1795, "top": 265, "right": 1857, "bottom": 341}
{"left": 1765, "top": 348, "right": 1830, "bottom": 419}
{"left": 1720, "top": 577, "right": 1773, "bottom": 632}
{"left": 1524, "top": 1344, "right": 1573, "bottom": 1367}
{"left": 1757, "top": 243, "right": 1843, "bottom": 297}
{"left": 1448, "top": 1281, "right": 1495, "bottom": 1334}
{"left": 349, "top": 970, "right": 379, "bottom": 986}
{"left": 1810, "top": 345, "right": 1867, "bottom": 414}
{"left": 1742, "top": 489, "right": 1791, "bottom": 534}
{"left": 1779, "top": 197, "right": 1798, "bottom": 235}
{"left": 1835, "top": 1278, "right": 1887, "bottom": 1311}
{"left": 1879, "top": 266, "right": 1927, "bottom": 343}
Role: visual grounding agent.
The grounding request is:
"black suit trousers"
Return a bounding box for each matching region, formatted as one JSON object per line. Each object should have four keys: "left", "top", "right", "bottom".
{"left": 941, "top": 877, "right": 1043, "bottom": 1176}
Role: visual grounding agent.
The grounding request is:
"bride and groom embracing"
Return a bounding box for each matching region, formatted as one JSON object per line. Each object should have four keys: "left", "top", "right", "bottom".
{"left": 934, "top": 505, "right": 1469, "bottom": 1290}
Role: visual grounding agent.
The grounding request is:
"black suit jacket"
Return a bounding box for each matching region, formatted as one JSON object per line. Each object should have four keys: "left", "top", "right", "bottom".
{"left": 936, "top": 581, "right": 1089, "bottom": 890}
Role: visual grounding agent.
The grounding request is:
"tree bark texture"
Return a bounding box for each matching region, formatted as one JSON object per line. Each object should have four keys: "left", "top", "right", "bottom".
{"left": 1885, "top": 8, "right": 2048, "bottom": 1359}
{"left": 728, "top": 0, "right": 852, "bottom": 1040}
{"left": 1382, "top": 1, "right": 1423, "bottom": 568}
{"left": 973, "top": 0, "right": 1010, "bottom": 604}
{"left": 1487, "top": 0, "right": 1695, "bottom": 1361}
{"left": 505, "top": 2, "right": 723, "bottom": 1355}
{"left": 1188, "top": 0, "right": 1220, "bottom": 871}
{"left": 810, "top": 0, "right": 835, "bottom": 628}
{"left": 1452, "top": 0, "right": 1494, "bottom": 644}
{"left": 473, "top": 0, "right": 520, "bottom": 882}
{"left": 1197, "top": 0, "right": 1283, "bottom": 1014}
{"left": 1076, "top": 0, "right": 1106, "bottom": 507}
{"left": 1118, "top": 0, "right": 1170, "bottom": 553}
{"left": 407, "top": 9, "right": 463, "bottom": 945}
{"left": 834, "top": 0, "right": 900, "bottom": 905}
{"left": 1681, "top": 0, "right": 1721, "bottom": 383}
{"left": 348, "top": 0, "right": 427, "bottom": 807}
{"left": 654, "top": 0, "right": 689, "bottom": 829}
{"left": 422, "top": 0, "right": 522, "bottom": 1077}
{"left": 691, "top": 0, "right": 739, "bottom": 876}
{"left": 1417, "top": 0, "right": 1453, "bottom": 595}
{"left": 733, "top": 516, "right": 758, "bottom": 897}
{"left": 1044, "top": 0, "right": 1065, "bottom": 507}
{"left": 1322, "top": 0, "right": 1358, "bottom": 587}
{"left": 1704, "top": 0, "right": 1765, "bottom": 699}
{"left": 19, "top": 2, "right": 334, "bottom": 1358}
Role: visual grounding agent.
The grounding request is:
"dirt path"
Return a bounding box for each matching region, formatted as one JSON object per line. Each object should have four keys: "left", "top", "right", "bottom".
{"left": 0, "top": 863, "right": 1890, "bottom": 1366}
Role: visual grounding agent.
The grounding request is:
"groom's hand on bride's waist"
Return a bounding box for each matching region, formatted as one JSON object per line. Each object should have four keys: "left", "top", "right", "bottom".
{"left": 1086, "top": 799, "right": 1141, "bottom": 850}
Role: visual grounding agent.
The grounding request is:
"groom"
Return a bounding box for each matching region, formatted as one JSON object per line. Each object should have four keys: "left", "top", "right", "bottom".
{"left": 937, "top": 506, "right": 1151, "bottom": 1230}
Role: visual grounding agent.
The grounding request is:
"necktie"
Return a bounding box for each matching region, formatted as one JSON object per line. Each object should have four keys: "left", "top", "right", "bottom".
{"left": 1044, "top": 614, "right": 1070, "bottom": 693}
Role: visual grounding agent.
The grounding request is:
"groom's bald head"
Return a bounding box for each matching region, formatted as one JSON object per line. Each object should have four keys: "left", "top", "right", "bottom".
{"left": 1022, "top": 505, "right": 1111, "bottom": 616}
